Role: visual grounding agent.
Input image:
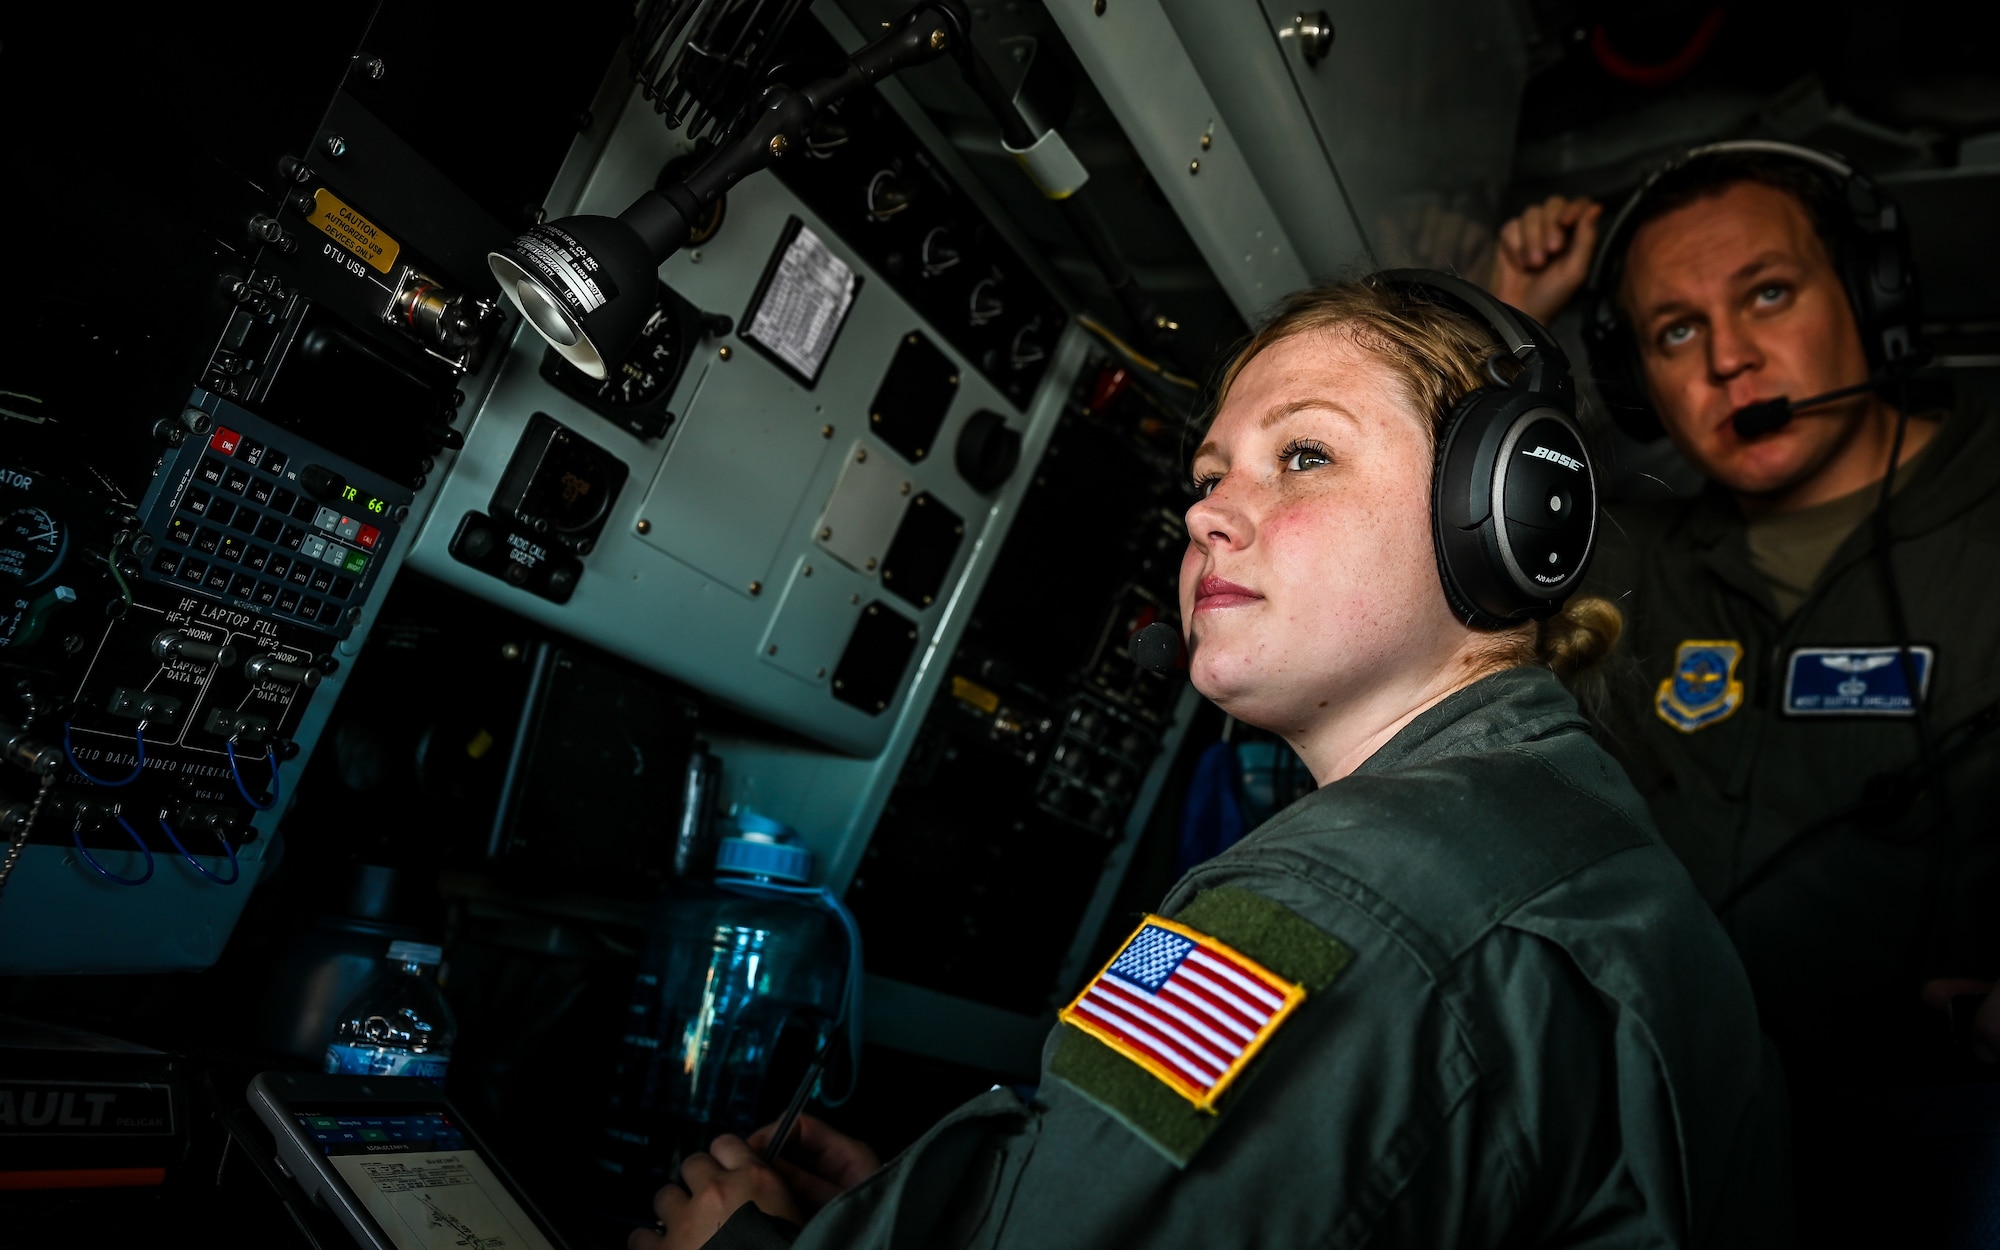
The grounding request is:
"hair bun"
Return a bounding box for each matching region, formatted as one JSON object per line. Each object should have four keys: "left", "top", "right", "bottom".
{"left": 1536, "top": 595, "right": 1623, "bottom": 682}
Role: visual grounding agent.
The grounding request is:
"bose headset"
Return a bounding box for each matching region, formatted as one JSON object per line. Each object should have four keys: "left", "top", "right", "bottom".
{"left": 1130, "top": 270, "right": 1594, "bottom": 674}
{"left": 1375, "top": 270, "right": 1599, "bottom": 631}
{"left": 1579, "top": 139, "right": 1923, "bottom": 442}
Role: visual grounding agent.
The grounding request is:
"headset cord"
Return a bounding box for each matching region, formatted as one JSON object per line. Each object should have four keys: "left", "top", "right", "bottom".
{"left": 1716, "top": 692, "right": 2000, "bottom": 916}
{"left": 0, "top": 773, "right": 56, "bottom": 904}
{"left": 1873, "top": 390, "right": 1946, "bottom": 823}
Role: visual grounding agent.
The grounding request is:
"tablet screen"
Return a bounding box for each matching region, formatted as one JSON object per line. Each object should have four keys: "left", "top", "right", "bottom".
{"left": 293, "top": 1106, "right": 557, "bottom": 1250}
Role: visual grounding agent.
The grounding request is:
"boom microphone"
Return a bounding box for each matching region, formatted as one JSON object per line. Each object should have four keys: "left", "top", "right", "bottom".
{"left": 1730, "top": 379, "right": 1876, "bottom": 439}
{"left": 1128, "top": 622, "right": 1183, "bottom": 674}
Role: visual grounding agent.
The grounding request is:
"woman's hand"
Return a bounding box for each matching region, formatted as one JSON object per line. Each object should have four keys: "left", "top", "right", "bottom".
{"left": 1488, "top": 195, "right": 1603, "bottom": 325}
{"left": 746, "top": 1113, "right": 882, "bottom": 1216}
{"left": 630, "top": 1134, "right": 802, "bottom": 1250}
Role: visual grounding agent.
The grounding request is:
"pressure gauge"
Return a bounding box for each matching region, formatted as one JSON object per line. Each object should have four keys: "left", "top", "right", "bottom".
{"left": 0, "top": 506, "right": 68, "bottom": 588}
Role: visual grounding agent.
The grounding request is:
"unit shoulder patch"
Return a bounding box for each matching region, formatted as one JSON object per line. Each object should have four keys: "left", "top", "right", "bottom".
{"left": 1655, "top": 639, "right": 1746, "bottom": 733}
{"left": 1050, "top": 887, "right": 1349, "bottom": 1166}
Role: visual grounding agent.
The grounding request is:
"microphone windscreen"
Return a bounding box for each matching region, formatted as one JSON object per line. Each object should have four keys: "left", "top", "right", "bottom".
{"left": 1731, "top": 397, "right": 1792, "bottom": 439}
{"left": 1129, "top": 621, "right": 1183, "bottom": 673}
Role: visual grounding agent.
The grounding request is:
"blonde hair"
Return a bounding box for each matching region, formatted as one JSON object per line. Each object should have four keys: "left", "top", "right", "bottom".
{"left": 1214, "top": 278, "right": 1623, "bottom": 684}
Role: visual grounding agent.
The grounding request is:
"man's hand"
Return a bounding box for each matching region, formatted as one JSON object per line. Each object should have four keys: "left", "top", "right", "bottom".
{"left": 1922, "top": 978, "right": 2000, "bottom": 1062}
{"left": 1488, "top": 195, "right": 1603, "bottom": 326}
{"left": 747, "top": 1113, "right": 882, "bottom": 1216}
{"left": 630, "top": 1135, "right": 803, "bottom": 1250}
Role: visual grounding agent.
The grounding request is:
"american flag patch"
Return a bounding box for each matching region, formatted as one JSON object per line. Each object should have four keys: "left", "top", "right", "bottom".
{"left": 1060, "top": 916, "right": 1305, "bottom": 1110}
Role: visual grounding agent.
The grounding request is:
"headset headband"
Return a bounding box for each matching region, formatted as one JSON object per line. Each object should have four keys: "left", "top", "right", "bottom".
{"left": 1373, "top": 269, "right": 1574, "bottom": 405}
{"left": 1585, "top": 140, "right": 1862, "bottom": 296}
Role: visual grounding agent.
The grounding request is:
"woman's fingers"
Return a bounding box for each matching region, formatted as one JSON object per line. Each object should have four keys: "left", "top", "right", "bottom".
{"left": 678, "top": 1152, "right": 717, "bottom": 1192}
{"left": 707, "top": 1134, "right": 756, "bottom": 1169}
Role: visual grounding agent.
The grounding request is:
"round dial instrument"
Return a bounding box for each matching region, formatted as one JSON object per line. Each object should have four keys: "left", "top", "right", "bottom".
{"left": 595, "top": 304, "right": 681, "bottom": 409}
{"left": 0, "top": 506, "right": 67, "bottom": 588}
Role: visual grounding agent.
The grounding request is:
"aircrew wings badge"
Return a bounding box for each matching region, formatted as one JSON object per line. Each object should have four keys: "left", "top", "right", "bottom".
{"left": 1655, "top": 639, "right": 1746, "bottom": 733}
{"left": 1059, "top": 915, "right": 1305, "bottom": 1112}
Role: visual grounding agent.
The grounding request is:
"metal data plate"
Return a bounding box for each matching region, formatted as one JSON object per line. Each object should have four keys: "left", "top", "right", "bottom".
{"left": 812, "top": 442, "right": 912, "bottom": 579}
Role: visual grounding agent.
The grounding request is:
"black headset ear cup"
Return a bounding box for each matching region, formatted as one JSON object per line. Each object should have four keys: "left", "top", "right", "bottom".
{"left": 1582, "top": 295, "right": 1665, "bottom": 443}
{"left": 1431, "top": 388, "right": 1515, "bottom": 632}
{"left": 1433, "top": 389, "right": 1598, "bottom": 631}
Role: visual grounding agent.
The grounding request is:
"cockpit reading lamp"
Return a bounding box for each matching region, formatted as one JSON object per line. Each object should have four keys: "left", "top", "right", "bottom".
{"left": 489, "top": 0, "right": 978, "bottom": 379}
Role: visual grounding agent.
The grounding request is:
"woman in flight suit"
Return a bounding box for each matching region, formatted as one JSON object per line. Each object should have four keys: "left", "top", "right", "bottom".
{"left": 637, "top": 274, "right": 1792, "bottom": 1249}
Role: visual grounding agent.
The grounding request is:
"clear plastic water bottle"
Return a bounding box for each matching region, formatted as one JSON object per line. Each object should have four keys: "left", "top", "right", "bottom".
{"left": 323, "top": 941, "right": 456, "bottom": 1084}
{"left": 597, "top": 811, "right": 860, "bottom": 1186}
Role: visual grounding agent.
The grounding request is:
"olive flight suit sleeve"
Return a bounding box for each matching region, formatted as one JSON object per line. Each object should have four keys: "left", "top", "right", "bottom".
{"left": 762, "top": 871, "right": 1653, "bottom": 1250}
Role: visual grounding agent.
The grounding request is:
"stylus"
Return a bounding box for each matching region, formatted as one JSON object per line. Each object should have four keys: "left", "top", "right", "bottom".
{"left": 761, "top": 1039, "right": 834, "bottom": 1166}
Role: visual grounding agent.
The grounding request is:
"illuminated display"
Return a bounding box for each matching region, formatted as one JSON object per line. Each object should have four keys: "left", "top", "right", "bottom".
{"left": 339, "top": 483, "right": 389, "bottom": 515}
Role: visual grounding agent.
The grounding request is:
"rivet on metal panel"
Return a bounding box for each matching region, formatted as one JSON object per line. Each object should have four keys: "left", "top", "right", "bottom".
{"left": 718, "top": 346, "right": 733, "bottom": 360}
{"left": 900, "top": 482, "right": 911, "bottom": 495}
{"left": 865, "top": 557, "right": 878, "bottom": 571}
{"left": 929, "top": 27, "right": 948, "bottom": 50}
{"left": 850, "top": 594, "right": 860, "bottom": 604}
{"left": 769, "top": 134, "right": 790, "bottom": 157}
{"left": 822, "top": 424, "right": 835, "bottom": 438}
{"left": 768, "top": 645, "right": 779, "bottom": 655}
{"left": 636, "top": 519, "right": 653, "bottom": 535}
{"left": 749, "top": 581, "right": 762, "bottom": 595}
{"left": 856, "top": 449, "right": 868, "bottom": 463}
{"left": 819, "top": 526, "right": 833, "bottom": 540}
{"left": 1093, "top": 0, "right": 1105, "bottom": 13}
{"left": 1189, "top": 160, "right": 1200, "bottom": 175}
{"left": 802, "top": 565, "right": 813, "bottom": 577}
{"left": 816, "top": 667, "right": 826, "bottom": 678}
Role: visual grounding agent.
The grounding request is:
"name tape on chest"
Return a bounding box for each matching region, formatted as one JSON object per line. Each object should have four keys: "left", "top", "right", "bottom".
{"left": 1784, "top": 645, "right": 1933, "bottom": 716}
{"left": 1059, "top": 916, "right": 1304, "bottom": 1112}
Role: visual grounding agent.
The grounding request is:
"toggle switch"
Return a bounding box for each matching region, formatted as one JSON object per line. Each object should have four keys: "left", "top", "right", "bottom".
{"left": 244, "top": 654, "right": 323, "bottom": 689}
{"left": 152, "top": 629, "right": 239, "bottom": 668}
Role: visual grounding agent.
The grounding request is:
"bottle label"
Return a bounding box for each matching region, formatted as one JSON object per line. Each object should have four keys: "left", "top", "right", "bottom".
{"left": 324, "top": 1043, "right": 449, "bottom": 1084}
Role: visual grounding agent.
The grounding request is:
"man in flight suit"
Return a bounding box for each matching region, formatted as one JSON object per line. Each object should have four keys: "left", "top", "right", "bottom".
{"left": 1488, "top": 142, "right": 2000, "bottom": 1240}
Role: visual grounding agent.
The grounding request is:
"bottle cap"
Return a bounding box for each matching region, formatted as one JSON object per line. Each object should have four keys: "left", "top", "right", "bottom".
{"left": 387, "top": 941, "right": 443, "bottom": 966}
{"left": 715, "top": 808, "right": 813, "bottom": 883}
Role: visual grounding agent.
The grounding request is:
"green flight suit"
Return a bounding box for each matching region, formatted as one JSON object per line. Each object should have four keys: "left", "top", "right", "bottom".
{"left": 1590, "top": 402, "right": 2000, "bottom": 1097}
{"left": 713, "top": 667, "right": 1788, "bottom": 1249}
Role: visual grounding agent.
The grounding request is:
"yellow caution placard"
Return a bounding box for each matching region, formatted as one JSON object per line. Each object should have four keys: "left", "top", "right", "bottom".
{"left": 951, "top": 675, "right": 1000, "bottom": 714}
{"left": 306, "top": 188, "right": 400, "bottom": 274}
